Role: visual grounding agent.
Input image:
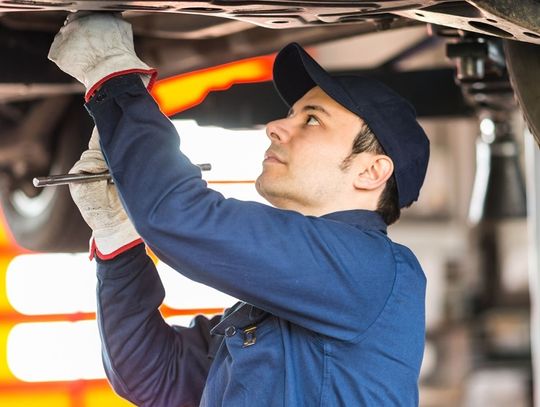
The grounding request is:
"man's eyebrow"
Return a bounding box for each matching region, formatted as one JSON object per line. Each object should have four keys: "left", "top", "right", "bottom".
{"left": 288, "top": 105, "right": 331, "bottom": 117}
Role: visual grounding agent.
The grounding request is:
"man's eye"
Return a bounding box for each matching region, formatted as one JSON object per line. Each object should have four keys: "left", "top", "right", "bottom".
{"left": 306, "top": 116, "right": 320, "bottom": 126}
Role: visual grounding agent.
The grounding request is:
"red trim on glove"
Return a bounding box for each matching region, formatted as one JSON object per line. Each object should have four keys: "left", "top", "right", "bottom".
{"left": 85, "top": 68, "right": 158, "bottom": 102}
{"left": 89, "top": 237, "right": 145, "bottom": 261}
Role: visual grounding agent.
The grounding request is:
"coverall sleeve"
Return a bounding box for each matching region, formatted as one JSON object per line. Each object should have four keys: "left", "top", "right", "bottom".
{"left": 87, "top": 74, "right": 396, "bottom": 341}
{"left": 96, "top": 243, "right": 221, "bottom": 407}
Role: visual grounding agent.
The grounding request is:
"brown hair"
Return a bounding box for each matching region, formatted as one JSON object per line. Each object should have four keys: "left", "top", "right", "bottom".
{"left": 341, "top": 123, "right": 401, "bottom": 225}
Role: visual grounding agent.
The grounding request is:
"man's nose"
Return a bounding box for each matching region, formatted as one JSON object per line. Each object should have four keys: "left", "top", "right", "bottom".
{"left": 266, "top": 118, "right": 291, "bottom": 144}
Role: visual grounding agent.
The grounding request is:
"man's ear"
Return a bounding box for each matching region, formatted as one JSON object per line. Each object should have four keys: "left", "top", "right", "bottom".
{"left": 353, "top": 155, "right": 394, "bottom": 191}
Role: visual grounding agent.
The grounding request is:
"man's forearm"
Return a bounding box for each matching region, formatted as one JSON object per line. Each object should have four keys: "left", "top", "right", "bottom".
{"left": 96, "top": 244, "right": 214, "bottom": 407}
{"left": 96, "top": 243, "right": 173, "bottom": 405}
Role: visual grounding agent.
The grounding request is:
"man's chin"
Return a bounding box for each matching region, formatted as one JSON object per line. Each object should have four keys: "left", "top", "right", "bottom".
{"left": 255, "top": 176, "right": 280, "bottom": 206}
{"left": 255, "top": 175, "right": 267, "bottom": 196}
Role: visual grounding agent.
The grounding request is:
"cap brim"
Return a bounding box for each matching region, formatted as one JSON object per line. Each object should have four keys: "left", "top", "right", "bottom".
{"left": 273, "top": 43, "right": 356, "bottom": 112}
{"left": 273, "top": 43, "right": 316, "bottom": 107}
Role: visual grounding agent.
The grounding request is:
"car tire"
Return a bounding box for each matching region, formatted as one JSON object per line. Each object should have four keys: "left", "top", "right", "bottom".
{"left": 0, "top": 98, "right": 92, "bottom": 253}
{"left": 504, "top": 39, "right": 540, "bottom": 147}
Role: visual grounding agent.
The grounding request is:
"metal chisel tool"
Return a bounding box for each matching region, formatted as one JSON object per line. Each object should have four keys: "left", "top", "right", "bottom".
{"left": 33, "top": 163, "right": 212, "bottom": 187}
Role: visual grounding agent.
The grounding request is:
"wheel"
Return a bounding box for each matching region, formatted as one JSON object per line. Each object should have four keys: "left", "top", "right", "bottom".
{"left": 0, "top": 97, "right": 92, "bottom": 253}
{"left": 504, "top": 39, "right": 540, "bottom": 147}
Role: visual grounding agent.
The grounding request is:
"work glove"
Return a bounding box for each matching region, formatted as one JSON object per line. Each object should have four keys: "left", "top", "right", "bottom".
{"left": 69, "top": 127, "right": 143, "bottom": 260}
{"left": 48, "top": 12, "right": 156, "bottom": 101}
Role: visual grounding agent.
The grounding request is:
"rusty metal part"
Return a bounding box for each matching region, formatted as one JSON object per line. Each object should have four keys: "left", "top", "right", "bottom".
{"left": 396, "top": 0, "right": 540, "bottom": 44}
{"left": 473, "top": 0, "right": 540, "bottom": 39}
{"left": 0, "top": 1, "right": 537, "bottom": 42}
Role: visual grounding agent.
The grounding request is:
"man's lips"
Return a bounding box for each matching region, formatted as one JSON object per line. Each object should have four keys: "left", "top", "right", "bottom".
{"left": 264, "top": 150, "right": 286, "bottom": 164}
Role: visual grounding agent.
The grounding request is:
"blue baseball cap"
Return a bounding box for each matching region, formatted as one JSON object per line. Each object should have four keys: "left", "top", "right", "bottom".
{"left": 273, "top": 42, "right": 430, "bottom": 208}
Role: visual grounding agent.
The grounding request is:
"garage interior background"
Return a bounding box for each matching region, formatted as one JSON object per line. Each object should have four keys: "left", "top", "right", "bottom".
{"left": 0, "top": 25, "right": 539, "bottom": 407}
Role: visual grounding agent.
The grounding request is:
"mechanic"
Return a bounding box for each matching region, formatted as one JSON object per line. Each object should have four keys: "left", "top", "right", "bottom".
{"left": 49, "top": 12, "right": 430, "bottom": 407}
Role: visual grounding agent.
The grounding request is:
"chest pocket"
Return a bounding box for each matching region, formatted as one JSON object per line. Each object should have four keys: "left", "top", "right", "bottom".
{"left": 205, "top": 302, "right": 285, "bottom": 406}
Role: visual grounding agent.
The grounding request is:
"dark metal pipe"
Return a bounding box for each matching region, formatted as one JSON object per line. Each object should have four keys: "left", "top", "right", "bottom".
{"left": 33, "top": 163, "right": 212, "bottom": 187}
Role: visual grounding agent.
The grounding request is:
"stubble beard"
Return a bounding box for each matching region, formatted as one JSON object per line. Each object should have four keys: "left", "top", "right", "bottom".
{"left": 255, "top": 171, "right": 302, "bottom": 209}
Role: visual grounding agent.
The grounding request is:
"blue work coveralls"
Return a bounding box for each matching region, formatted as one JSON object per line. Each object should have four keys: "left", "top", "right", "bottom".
{"left": 87, "top": 74, "right": 426, "bottom": 407}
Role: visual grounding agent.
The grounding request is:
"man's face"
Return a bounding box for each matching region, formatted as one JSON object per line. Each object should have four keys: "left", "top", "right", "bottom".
{"left": 255, "top": 86, "right": 364, "bottom": 215}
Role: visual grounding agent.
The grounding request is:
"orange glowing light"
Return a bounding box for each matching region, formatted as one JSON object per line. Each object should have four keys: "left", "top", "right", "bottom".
{"left": 151, "top": 54, "right": 275, "bottom": 117}
{"left": 0, "top": 208, "right": 27, "bottom": 257}
{"left": 0, "top": 208, "right": 14, "bottom": 248}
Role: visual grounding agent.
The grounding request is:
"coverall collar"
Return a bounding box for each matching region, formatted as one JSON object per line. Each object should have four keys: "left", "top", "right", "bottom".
{"left": 321, "top": 210, "right": 387, "bottom": 233}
